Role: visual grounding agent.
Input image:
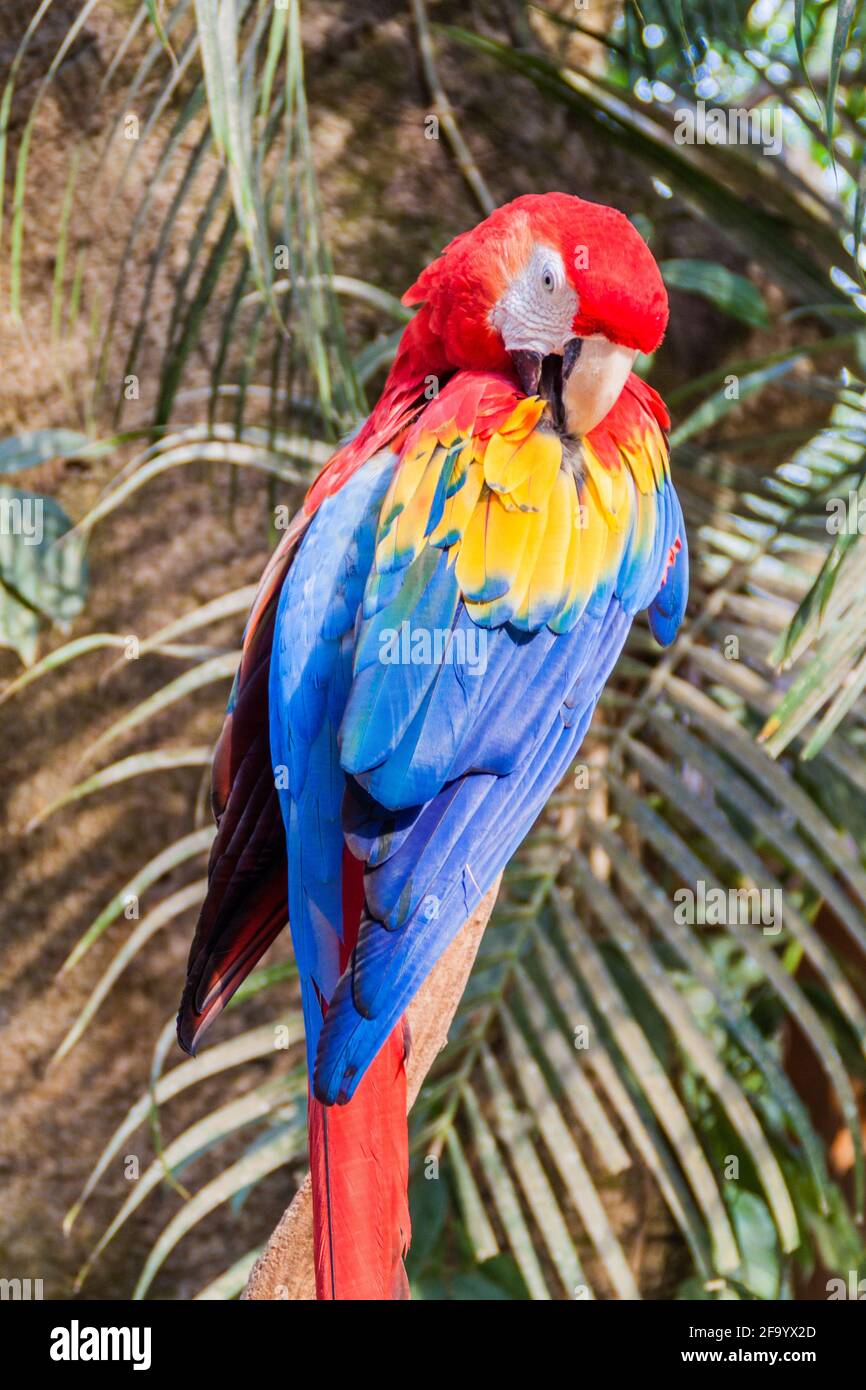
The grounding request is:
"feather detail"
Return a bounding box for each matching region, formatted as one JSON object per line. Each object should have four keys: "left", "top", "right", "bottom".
{"left": 268, "top": 463, "right": 413, "bottom": 1301}
{"left": 309, "top": 848, "right": 410, "bottom": 1301}
{"left": 503, "top": 429, "right": 562, "bottom": 513}
{"left": 177, "top": 508, "right": 311, "bottom": 1055}
{"left": 456, "top": 489, "right": 528, "bottom": 602}
{"left": 369, "top": 370, "right": 673, "bottom": 638}
{"left": 427, "top": 459, "right": 484, "bottom": 548}
{"left": 518, "top": 469, "right": 574, "bottom": 629}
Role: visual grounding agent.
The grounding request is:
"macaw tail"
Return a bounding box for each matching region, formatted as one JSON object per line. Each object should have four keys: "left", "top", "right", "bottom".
{"left": 308, "top": 849, "right": 411, "bottom": 1300}
{"left": 308, "top": 1028, "right": 410, "bottom": 1300}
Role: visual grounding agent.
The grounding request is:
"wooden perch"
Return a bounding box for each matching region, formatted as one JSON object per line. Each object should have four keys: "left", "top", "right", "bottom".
{"left": 242, "top": 879, "right": 501, "bottom": 1300}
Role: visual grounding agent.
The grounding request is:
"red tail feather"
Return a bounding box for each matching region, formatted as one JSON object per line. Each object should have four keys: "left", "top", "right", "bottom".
{"left": 308, "top": 849, "right": 411, "bottom": 1300}
{"left": 308, "top": 1028, "right": 410, "bottom": 1300}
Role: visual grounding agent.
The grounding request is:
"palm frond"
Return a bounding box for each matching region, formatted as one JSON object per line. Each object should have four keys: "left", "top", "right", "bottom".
{"left": 7, "top": 0, "right": 866, "bottom": 1301}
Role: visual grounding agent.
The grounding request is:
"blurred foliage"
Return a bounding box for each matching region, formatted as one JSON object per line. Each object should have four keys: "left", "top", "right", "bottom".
{"left": 4, "top": 0, "right": 866, "bottom": 1300}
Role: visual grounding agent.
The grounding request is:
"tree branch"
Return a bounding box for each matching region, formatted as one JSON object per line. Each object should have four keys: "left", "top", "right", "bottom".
{"left": 242, "top": 879, "right": 501, "bottom": 1299}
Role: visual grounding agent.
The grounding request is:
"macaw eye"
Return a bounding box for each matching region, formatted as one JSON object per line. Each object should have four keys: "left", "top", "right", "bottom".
{"left": 541, "top": 267, "right": 556, "bottom": 293}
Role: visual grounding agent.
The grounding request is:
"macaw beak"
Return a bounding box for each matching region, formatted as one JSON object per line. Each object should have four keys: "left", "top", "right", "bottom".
{"left": 509, "top": 336, "right": 636, "bottom": 437}
{"left": 508, "top": 339, "right": 583, "bottom": 431}
{"left": 561, "top": 337, "right": 637, "bottom": 437}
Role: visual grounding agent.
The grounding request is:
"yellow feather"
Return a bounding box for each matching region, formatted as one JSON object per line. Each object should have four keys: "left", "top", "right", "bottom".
{"left": 583, "top": 445, "right": 631, "bottom": 532}
{"left": 375, "top": 520, "right": 399, "bottom": 573}
{"left": 632, "top": 480, "right": 656, "bottom": 557}
{"left": 498, "top": 395, "right": 545, "bottom": 441}
{"left": 516, "top": 469, "right": 575, "bottom": 628}
{"left": 380, "top": 446, "right": 443, "bottom": 568}
{"left": 379, "top": 431, "right": 437, "bottom": 539}
{"left": 620, "top": 437, "right": 656, "bottom": 495}
{"left": 446, "top": 441, "right": 475, "bottom": 497}
{"left": 485, "top": 425, "right": 562, "bottom": 506}
{"left": 509, "top": 430, "right": 563, "bottom": 512}
{"left": 428, "top": 459, "right": 484, "bottom": 548}
{"left": 455, "top": 488, "right": 532, "bottom": 602}
{"left": 436, "top": 422, "right": 462, "bottom": 447}
{"left": 552, "top": 480, "right": 611, "bottom": 627}
{"left": 619, "top": 423, "right": 669, "bottom": 494}
{"left": 467, "top": 496, "right": 549, "bottom": 626}
{"left": 482, "top": 429, "right": 527, "bottom": 494}
{"left": 648, "top": 426, "right": 670, "bottom": 488}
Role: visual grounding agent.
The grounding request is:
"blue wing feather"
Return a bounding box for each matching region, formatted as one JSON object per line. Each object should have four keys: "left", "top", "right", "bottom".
{"left": 268, "top": 422, "right": 688, "bottom": 1100}
{"left": 269, "top": 452, "right": 395, "bottom": 1067}
{"left": 315, "top": 693, "right": 599, "bottom": 1103}
{"left": 649, "top": 487, "right": 689, "bottom": 646}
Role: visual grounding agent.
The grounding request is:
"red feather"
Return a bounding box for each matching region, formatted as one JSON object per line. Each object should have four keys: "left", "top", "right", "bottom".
{"left": 177, "top": 509, "right": 311, "bottom": 1054}
{"left": 309, "top": 848, "right": 411, "bottom": 1300}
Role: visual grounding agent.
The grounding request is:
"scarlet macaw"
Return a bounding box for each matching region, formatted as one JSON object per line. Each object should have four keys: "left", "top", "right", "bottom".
{"left": 177, "top": 192, "right": 688, "bottom": 1300}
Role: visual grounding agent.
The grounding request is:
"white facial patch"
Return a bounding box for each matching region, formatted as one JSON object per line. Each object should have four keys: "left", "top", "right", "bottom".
{"left": 489, "top": 244, "right": 578, "bottom": 356}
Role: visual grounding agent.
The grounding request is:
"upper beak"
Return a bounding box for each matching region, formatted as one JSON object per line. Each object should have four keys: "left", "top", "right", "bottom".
{"left": 562, "top": 337, "right": 582, "bottom": 382}
{"left": 508, "top": 339, "right": 583, "bottom": 430}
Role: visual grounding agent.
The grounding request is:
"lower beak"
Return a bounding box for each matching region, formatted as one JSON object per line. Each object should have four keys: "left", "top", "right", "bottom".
{"left": 508, "top": 339, "right": 583, "bottom": 431}
{"left": 509, "top": 349, "right": 543, "bottom": 397}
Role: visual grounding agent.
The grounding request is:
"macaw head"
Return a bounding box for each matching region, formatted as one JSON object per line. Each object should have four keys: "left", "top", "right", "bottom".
{"left": 403, "top": 191, "right": 668, "bottom": 437}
